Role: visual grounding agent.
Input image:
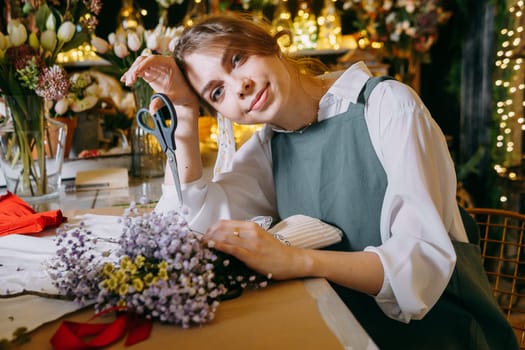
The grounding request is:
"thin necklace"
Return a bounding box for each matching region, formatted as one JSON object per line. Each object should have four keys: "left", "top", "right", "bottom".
{"left": 291, "top": 75, "right": 329, "bottom": 134}
{"left": 292, "top": 122, "right": 313, "bottom": 134}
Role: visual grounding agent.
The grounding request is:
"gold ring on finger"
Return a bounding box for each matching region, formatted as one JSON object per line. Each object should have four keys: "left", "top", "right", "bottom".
{"left": 233, "top": 228, "right": 240, "bottom": 237}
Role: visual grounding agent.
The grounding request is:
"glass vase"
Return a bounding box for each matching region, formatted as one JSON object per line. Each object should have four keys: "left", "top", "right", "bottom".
{"left": 0, "top": 95, "right": 66, "bottom": 203}
{"left": 131, "top": 79, "right": 166, "bottom": 178}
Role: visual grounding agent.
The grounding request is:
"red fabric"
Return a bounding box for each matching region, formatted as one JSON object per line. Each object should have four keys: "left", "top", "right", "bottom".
{"left": 50, "top": 313, "right": 152, "bottom": 350}
{"left": 0, "top": 191, "right": 67, "bottom": 236}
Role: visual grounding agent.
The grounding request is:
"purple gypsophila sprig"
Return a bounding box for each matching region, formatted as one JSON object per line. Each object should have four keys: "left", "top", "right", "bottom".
{"left": 48, "top": 221, "right": 110, "bottom": 305}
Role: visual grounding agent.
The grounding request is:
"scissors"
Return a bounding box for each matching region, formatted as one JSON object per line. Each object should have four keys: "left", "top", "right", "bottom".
{"left": 136, "top": 93, "right": 183, "bottom": 206}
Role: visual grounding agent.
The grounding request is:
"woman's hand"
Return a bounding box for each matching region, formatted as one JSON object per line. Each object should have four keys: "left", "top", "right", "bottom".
{"left": 121, "top": 55, "right": 199, "bottom": 112}
{"left": 203, "top": 220, "right": 312, "bottom": 280}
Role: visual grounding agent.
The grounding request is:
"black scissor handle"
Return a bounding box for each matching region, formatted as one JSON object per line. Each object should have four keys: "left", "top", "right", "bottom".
{"left": 135, "top": 93, "right": 178, "bottom": 151}
{"left": 136, "top": 107, "right": 156, "bottom": 133}
{"left": 151, "top": 93, "right": 177, "bottom": 150}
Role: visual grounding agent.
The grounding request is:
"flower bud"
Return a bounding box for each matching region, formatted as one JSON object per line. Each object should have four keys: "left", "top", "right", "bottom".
{"left": 46, "top": 14, "right": 56, "bottom": 31}
{"left": 145, "top": 33, "right": 158, "bottom": 51}
{"left": 168, "top": 37, "right": 179, "bottom": 53}
{"left": 113, "top": 42, "right": 129, "bottom": 58}
{"left": 108, "top": 32, "right": 116, "bottom": 45}
{"left": 157, "top": 36, "right": 170, "bottom": 54}
{"left": 140, "top": 48, "right": 153, "bottom": 56}
{"left": 91, "top": 36, "right": 109, "bottom": 54}
{"left": 7, "top": 20, "right": 27, "bottom": 47}
{"left": 127, "top": 31, "right": 142, "bottom": 52}
{"left": 54, "top": 97, "right": 69, "bottom": 115}
{"left": 41, "top": 30, "right": 57, "bottom": 52}
{"left": 22, "top": 1, "right": 33, "bottom": 14}
{"left": 57, "top": 21, "right": 75, "bottom": 43}
{"left": 28, "top": 32, "right": 39, "bottom": 49}
{"left": 0, "top": 32, "right": 9, "bottom": 51}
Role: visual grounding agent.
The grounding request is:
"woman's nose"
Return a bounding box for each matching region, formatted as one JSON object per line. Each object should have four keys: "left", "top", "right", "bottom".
{"left": 237, "top": 79, "right": 253, "bottom": 98}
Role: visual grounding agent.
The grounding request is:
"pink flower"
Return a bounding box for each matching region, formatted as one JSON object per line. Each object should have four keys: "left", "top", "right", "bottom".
{"left": 35, "top": 65, "right": 70, "bottom": 101}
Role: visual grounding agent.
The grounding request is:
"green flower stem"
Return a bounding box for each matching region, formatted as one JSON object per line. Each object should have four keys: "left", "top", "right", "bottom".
{"left": 4, "top": 94, "right": 47, "bottom": 196}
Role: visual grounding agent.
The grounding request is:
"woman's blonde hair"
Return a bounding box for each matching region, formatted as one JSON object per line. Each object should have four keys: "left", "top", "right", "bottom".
{"left": 174, "top": 14, "right": 328, "bottom": 77}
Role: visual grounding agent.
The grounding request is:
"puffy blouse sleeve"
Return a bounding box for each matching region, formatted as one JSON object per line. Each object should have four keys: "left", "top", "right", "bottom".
{"left": 155, "top": 127, "right": 278, "bottom": 234}
{"left": 363, "top": 80, "right": 469, "bottom": 323}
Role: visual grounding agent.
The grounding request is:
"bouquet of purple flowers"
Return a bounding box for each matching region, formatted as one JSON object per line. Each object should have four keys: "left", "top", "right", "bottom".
{"left": 48, "top": 204, "right": 268, "bottom": 328}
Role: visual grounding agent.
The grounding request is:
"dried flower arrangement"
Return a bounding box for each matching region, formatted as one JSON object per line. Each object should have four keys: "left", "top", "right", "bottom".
{"left": 47, "top": 203, "right": 269, "bottom": 329}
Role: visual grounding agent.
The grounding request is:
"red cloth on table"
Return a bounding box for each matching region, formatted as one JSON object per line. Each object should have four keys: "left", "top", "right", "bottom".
{"left": 0, "top": 191, "right": 67, "bottom": 236}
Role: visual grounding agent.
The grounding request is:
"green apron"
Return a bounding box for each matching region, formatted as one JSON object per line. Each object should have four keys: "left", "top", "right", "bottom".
{"left": 271, "top": 76, "right": 518, "bottom": 350}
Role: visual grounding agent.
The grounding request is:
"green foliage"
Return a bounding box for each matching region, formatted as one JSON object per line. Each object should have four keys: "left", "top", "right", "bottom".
{"left": 0, "top": 327, "right": 30, "bottom": 350}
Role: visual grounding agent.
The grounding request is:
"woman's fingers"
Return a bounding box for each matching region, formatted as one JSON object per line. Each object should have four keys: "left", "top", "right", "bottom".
{"left": 204, "top": 220, "right": 297, "bottom": 279}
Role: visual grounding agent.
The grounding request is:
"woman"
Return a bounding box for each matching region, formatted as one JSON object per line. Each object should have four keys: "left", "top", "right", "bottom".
{"left": 122, "top": 14, "right": 517, "bottom": 350}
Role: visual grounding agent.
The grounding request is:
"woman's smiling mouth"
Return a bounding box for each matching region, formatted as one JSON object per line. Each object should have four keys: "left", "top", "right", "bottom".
{"left": 249, "top": 83, "right": 269, "bottom": 112}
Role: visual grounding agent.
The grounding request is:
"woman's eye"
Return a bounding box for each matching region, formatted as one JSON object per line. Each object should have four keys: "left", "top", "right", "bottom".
{"left": 210, "top": 86, "right": 224, "bottom": 102}
{"left": 232, "top": 54, "right": 242, "bottom": 68}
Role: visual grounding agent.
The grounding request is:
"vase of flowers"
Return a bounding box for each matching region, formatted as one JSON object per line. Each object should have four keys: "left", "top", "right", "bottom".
{"left": 341, "top": 0, "right": 451, "bottom": 91}
{"left": 0, "top": 0, "right": 101, "bottom": 202}
{"left": 0, "top": 96, "right": 66, "bottom": 202}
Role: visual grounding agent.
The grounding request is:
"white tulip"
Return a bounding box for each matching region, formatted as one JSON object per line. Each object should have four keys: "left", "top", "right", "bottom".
{"left": 90, "top": 36, "right": 109, "bottom": 54}
{"left": 146, "top": 32, "right": 158, "bottom": 51}
{"left": 46, "top": 14, "right": 56, "bottom": 31}
{"left": 157, "top": 36, "right": 170, "bottom": 54}
{"left": 168, "top": 37, "right": 179, "bottom": 53}
{"left": 108, "top": 32, "right": 116, "bottom": 45}
{"left": 7, "top": 20, "right": 27, "bottom": 47}
{"left": 140, "top": 48, "right": 153, "bottom": 56}
{"left": 114, "top": 29, "right": 127, "bottom": 44}
{"left": 57, "top": 21, "right": 75, "bottom": 42}
{"left": 127, "top": 31, "right": 142, "bottom": 52}
{"left": 113, "top": 42, "right": 129, "bottom": 58}
{"left": 41, "top": 30, "right": 57, "bottom": 52}
{"left": 54, "top": 97, "right": 69, "bottom": 115}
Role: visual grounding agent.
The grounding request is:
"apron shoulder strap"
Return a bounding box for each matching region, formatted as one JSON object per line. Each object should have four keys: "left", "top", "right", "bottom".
{"left": 357, "top": 76, "right": 395, "bottom": 105}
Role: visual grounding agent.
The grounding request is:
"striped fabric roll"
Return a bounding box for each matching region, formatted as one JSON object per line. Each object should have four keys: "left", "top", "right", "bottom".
{"left": 268, "top": 215, "right": 343, "bottom": 249}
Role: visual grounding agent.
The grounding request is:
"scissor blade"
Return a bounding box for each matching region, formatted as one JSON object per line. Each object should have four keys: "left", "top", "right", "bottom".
{"left": 166, "top": 149, "right": 183, "bottom": 206}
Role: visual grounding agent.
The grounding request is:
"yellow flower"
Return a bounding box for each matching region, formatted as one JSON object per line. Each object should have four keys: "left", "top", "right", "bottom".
{"left": 134, "top": 255, "right": 145, "bottom": 268}
{"left": 102, "top": 263, "right": 114, "bottom": 275}
{"left": 107, "top": 277, "right": 118, "bottom": 291}
{"left": 118, "top": 283, "right": 129, "bottom": 296}
{"left": 144, "top": 273, "right": 154, "bottom": 286}
{"left": 158, "top": 261, "right": 168, "bottom": 270}
{"left": 115, "top": 269, "right": 127, "bottom": 283}
{"left": 158, "top": 269, "right": 168, "bottom": 281}
{"left": 132, "top": 278, "right": 144, "bottom": 292}
{"left": 120, "top": 256, "right": 131, "bottom": 269}
{"left": 117, "top": 299, "right": 127, "bottom": 308}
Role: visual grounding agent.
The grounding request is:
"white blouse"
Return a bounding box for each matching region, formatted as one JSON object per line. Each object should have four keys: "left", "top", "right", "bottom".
{"left": 156, "top": 61, "right": 469, "bottom": 323}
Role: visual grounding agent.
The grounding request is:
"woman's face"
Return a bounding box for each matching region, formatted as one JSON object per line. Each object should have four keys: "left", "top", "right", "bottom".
{"left": 183, "top": 47, "right": 292, "bottom": 125}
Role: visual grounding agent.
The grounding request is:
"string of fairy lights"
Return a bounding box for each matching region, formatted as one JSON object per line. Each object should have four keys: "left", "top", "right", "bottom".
{"left": 493, "top": 0, "right": 525, "bottom": 203}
